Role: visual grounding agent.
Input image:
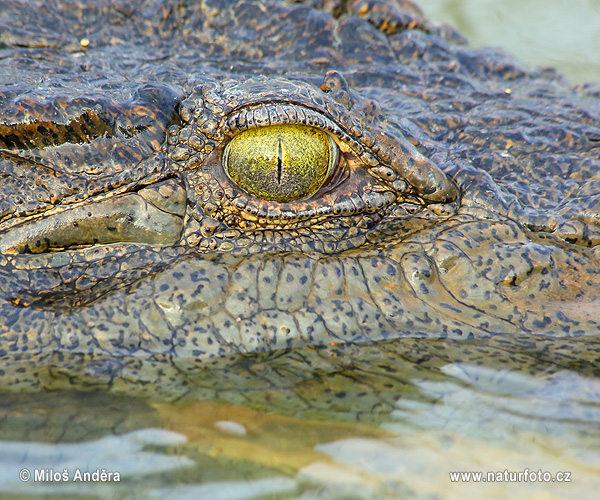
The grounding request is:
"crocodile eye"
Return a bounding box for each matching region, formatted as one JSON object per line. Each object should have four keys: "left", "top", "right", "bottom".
{"left": 223, "top": 124, "right": 338, "bottom": 202}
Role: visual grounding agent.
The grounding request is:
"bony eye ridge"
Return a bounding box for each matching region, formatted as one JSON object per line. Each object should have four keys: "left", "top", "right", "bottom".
{"left": 223, "top": 124, "right": 338, "bottom": 203}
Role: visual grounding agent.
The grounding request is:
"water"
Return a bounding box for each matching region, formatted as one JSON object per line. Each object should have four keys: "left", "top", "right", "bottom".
{"left": 1, "top": 335, "right": 599, "bottom": 499}
{"left": 421, "top": 0, "right": 600, "bottom": 84}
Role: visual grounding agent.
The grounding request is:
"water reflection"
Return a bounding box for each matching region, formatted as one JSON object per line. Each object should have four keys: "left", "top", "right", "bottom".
{"left": 1, "top": 343, "right": 600, "bottom": 499}
{"left": 389, "top": 364, "right": 600, "bottom": 438}
{"left": 0, "top": 429, "right": 192, "bottom": 496}
{"left": 148, "top": 478, "right": 296, "bottom": 500}
{"left": 296, "top": 365, "right": 600, "bottom": 499}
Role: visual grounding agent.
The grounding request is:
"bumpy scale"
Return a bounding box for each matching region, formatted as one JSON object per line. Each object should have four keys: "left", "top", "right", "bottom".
{"left": 0, "top": 0, "right": 599, "bottom": 385}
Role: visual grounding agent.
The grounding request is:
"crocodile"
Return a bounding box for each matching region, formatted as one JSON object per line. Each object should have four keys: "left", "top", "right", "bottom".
{"left": 0, "top": 0, "right": 600, "bottom": 395}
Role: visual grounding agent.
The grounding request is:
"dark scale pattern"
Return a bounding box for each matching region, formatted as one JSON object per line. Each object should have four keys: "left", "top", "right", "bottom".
{"left": 0, "top": 0, "right": 598, "bottom": 393}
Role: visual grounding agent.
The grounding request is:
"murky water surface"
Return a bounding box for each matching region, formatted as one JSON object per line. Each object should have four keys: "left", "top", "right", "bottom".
{"left": 1, "top": 1, "right": 600, "bottom": 499}
{"left": 2, "top": 334, "right": 600, "bottom": 499}
{"left": 421, "top": 0, "right": 600, "bottom": 84}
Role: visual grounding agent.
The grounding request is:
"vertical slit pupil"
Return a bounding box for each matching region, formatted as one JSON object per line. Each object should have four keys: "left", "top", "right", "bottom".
{"left": 277, "top": 138, "right": 283, "bottom": 184}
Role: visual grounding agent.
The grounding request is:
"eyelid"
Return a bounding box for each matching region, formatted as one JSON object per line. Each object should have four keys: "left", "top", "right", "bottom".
{"left": 223, "top": 102, "right": 374, "bottom": 163}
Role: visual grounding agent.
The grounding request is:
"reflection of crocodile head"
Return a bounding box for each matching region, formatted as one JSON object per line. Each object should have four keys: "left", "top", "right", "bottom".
{"left": 0, "top": 0, "right": 599, "bottom": 364}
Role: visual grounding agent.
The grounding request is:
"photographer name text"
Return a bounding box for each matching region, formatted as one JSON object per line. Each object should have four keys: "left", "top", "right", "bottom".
{"left": 20, "top": 468, "right": 120, "bottom": 482}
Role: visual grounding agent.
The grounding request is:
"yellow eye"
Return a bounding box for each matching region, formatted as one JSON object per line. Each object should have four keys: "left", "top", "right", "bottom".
{"left": 223, "top": 124, "right": 338, "bottom": 202}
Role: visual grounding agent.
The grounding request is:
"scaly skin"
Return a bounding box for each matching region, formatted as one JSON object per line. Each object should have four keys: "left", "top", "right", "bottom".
{"left": 0, "top": 0, "right": 599, "bottom": 393}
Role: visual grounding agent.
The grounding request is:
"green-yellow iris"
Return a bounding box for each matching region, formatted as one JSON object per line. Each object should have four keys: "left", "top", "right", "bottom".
{"left": 223, "top": 124, "right": 338, "bottom": 202}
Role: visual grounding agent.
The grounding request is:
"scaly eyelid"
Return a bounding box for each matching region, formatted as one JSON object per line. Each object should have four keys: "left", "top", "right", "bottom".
{"left": 222, "top": 101, "right": 371, "bottom": 162}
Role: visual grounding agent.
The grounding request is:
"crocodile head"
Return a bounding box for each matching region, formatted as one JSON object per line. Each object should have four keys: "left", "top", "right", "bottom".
{"left": 0, "top": 0, "right": 599, "bottom": 364}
